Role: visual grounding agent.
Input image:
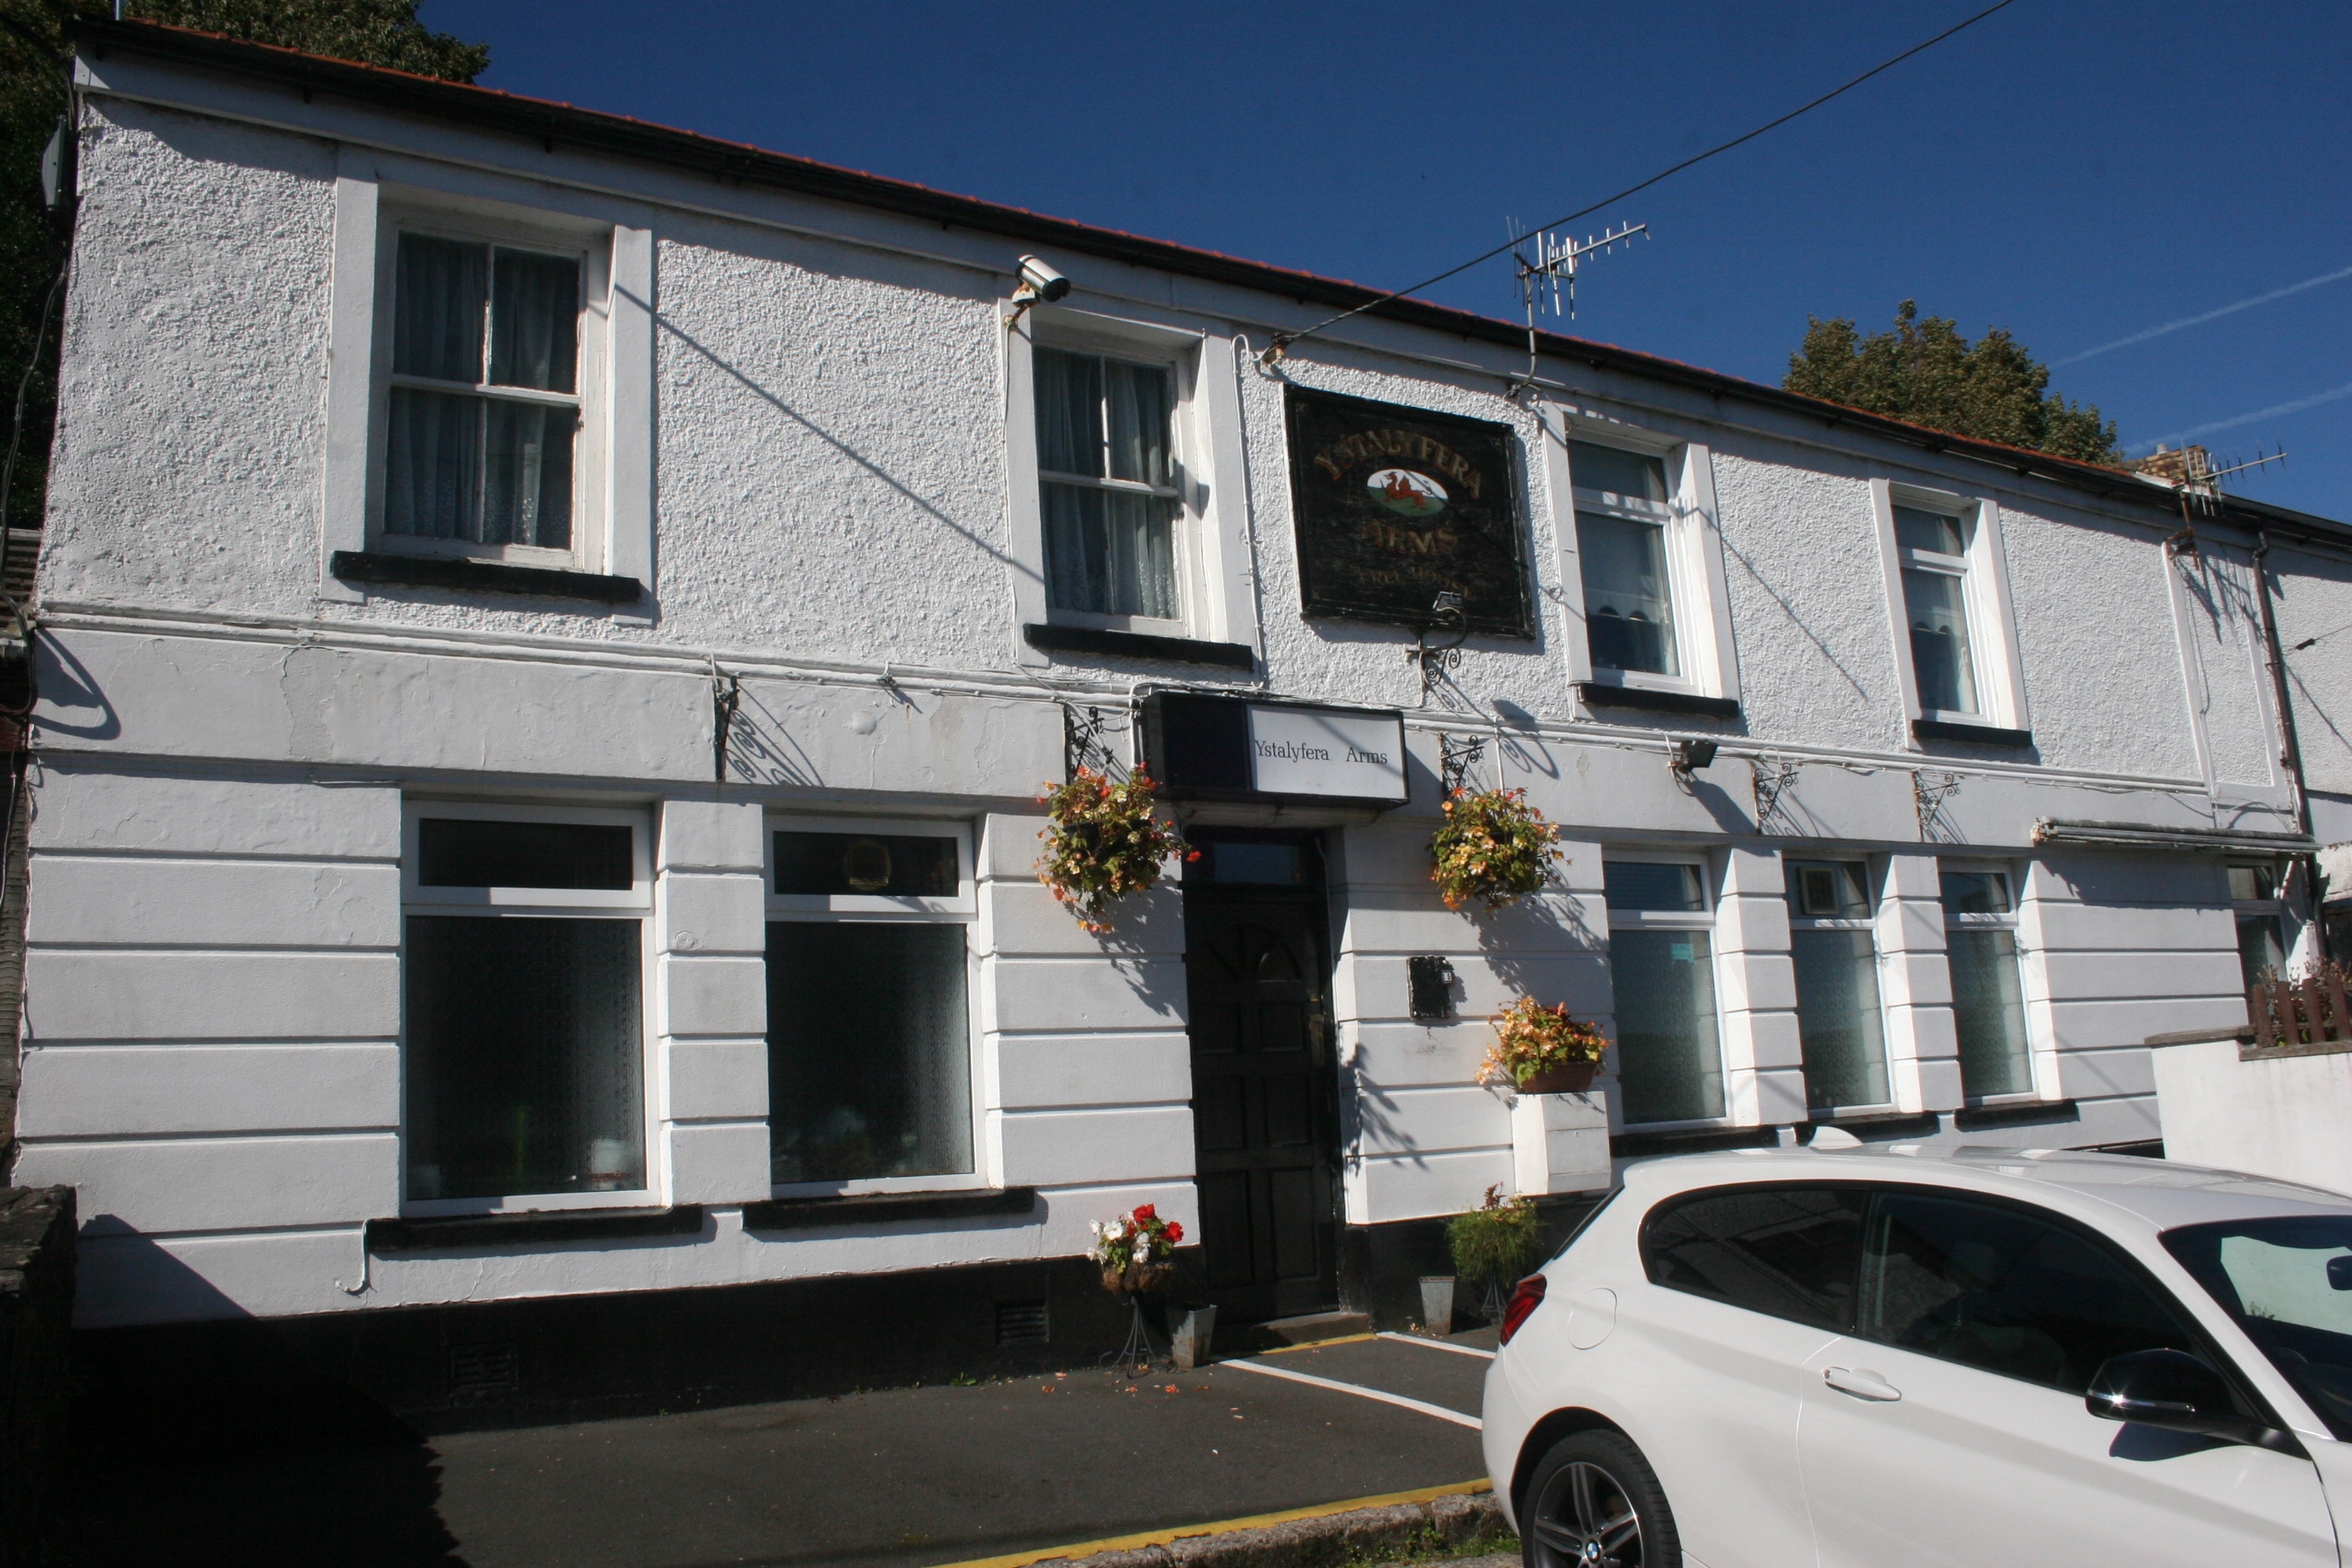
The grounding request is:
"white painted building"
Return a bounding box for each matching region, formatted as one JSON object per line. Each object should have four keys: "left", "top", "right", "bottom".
{"left": 11, "top": 19, "right": 2346, "bottom": 1417}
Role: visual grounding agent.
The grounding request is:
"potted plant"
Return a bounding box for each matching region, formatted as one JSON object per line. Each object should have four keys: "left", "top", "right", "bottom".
{"left": 1089, "top": 1203, "right": 1183, "bottom": 1297}
{"left": 1429, "top": 787, "right": 1563, "bottom": 913}
{"left": 1037, "top": 768, "right": 1193, "bottom": 934}
{"left": 1446, "top": 1183, "right": 1546, "bottom": 1319}
{"left": 1476, "top": 996, "right": 1608, "bottom": 1094}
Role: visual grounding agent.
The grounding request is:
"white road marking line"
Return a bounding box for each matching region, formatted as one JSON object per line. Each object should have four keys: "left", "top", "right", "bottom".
{"left": 1223, "top": 1356, "right": 1483, "bottom": 1429}
{"left": 1377, "top": 1331, "right": 1497, "bottom": 1361}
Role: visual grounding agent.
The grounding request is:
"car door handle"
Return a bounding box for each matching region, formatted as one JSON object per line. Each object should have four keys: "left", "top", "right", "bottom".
{"left": 1822, "top": 1366, "right": 1903, "bottom": 1402}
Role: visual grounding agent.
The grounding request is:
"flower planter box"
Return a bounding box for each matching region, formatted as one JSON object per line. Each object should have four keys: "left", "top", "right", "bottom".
{"left": 1511, "top": 1086, "right": 1611, "bottom": 1196}
{"left": 1515, "top": 1061, "right": 1599, "bottom": 1095}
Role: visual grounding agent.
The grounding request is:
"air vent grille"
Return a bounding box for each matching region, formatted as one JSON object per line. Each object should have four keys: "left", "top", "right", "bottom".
{"left": 448, "top": 1342, "right": 519, "bottom": 1402}
{"left": 995, "top": 1300, "right": 1049, "bottom": 1346}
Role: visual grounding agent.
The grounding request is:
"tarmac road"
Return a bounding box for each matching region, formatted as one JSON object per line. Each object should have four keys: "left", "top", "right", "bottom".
{"left": 64, "top": 1329, "right": 1497, "bottom": 1568}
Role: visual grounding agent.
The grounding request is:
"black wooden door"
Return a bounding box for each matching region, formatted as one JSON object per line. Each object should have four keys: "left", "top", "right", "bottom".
{"left": 1184, "top": 886, "right": 1339, "bottom": 1323}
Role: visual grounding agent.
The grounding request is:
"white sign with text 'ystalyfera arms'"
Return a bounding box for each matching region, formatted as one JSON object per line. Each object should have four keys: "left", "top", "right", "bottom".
{"left": 1244, "top": 704, "right": 1408, "bottom": 802}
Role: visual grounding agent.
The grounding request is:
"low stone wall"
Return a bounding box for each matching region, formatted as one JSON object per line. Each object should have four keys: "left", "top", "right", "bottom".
{"left": 0, "top": 1186, "right": 76, "bottom": 1568}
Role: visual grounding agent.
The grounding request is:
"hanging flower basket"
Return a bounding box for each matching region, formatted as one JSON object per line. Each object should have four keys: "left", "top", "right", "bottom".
{"left": 1429, "top": 787, "right": 1563, "bottom": 913}
{"left": 1037, "top": 768, "right": 1193, "bottom": 934}
{"left": 1090, "top": 1203, "right": 1184, "bottom": 1297}
{"left": 1476, "top": 997, "right": 1608, "bottom": 1094}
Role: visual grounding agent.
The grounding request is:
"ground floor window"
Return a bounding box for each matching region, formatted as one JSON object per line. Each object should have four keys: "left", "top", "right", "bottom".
{"left": 1604, "top": 859, "right": 1724, "bottom": 1123}
{"left": 1941, "top": 864, "right": 2033, "bottom": 1099}
{"left": 401, "top": 808, "right": 650, "bottom": 1206}
{"left": 1787, "top": 859, "right": 1890, "bottom": 1111}
{"left": 2230, "top": 863, "right": 2289, "bottom": 989}
{"left": 766, "top": 822, "right": 975, "bottom": 1188}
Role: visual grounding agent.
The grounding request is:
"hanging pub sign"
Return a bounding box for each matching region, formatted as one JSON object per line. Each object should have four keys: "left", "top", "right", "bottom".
{"left": 1283, "top": 386, "right": 1534, "bottom": 638}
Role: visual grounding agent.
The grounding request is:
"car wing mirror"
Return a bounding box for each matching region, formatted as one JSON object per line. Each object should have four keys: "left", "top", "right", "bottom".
{"left": 2087, "top": 1349, "right": 2298, "bottom": 1452}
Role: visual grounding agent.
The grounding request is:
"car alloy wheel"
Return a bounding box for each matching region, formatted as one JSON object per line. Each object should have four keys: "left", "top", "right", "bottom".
{"left": 1530, "top": 1458, "right": 1644, "bottom": 1567}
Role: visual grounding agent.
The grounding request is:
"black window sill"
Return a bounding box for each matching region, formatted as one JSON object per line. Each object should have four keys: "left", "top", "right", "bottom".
{"left": 366, "top": 1204, "right": 704, "bottom": 1254}
{"left": 1804, "top": 1110, "right": 1942, "bottom": 1141}
{"left": 331, "top": 550, "right": 643, "bottom": 605}
{"left": 1575, "top": 682, "right": 1741, "bottom": 721}
{"left": 1023, "top": 623, "right": 1256, "bottom": 671}
{"left": 741, "top": 1186, "right": 1036, "bottom": 1233}
{"left": 1953, "top": 1098, "right": 2079, "bottom": 1133}
{"left": 1611, "top": 1125, "right": 1779, "bottom": 1159}
{"left": 1913, "top": 717, "right": 2033, "bottom": 748}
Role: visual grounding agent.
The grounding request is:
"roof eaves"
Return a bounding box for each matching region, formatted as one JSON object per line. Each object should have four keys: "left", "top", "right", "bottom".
{"left": 69, "top": 18, "right": 2352, "bottom": 545}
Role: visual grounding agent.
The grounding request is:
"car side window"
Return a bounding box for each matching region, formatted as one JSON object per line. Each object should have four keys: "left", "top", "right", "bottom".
{"left": 1860, "top": 1188, "right": 2207, "bottom": 1394}
{"left": 1642, "top": 1184, "right": 1869, "bottom": 1331}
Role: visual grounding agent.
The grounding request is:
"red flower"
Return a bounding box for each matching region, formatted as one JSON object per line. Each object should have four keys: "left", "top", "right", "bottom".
{"left": 1132, "top": 1204, "right": 1157, "bottom": 1222}
{"left": 1164, "top": 1220, "right": 1183, "bottom": 1243}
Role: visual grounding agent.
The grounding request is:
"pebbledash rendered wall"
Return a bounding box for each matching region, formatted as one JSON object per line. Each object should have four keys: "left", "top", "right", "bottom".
{"left": 6, "top": 30, "right": 2315, "bottom": 1339}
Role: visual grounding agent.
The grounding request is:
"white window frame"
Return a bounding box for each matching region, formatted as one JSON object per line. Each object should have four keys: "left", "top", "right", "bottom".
{"left": 1004, "top": 302, "right": 1258, "bottom": 659}
{"left": 1603, "top": 853, "right": 1733, "bottom": 1131}
{"left": 374, "top": 215, "right": 605, "bottom": 571}
{"left": 1541, "top": 409, "right": 1741, "bottom": 702}
{"left": 763, "top": 814, "right": 986, "bottom": 1197}
{"left": 1869, "top": 479, "right": 2030, "bottom": 737}
{"left": 321, "top": 155, "right": 655, "bottom": 599}
{"left": 1785, "top": 857, "right": 1898, "bottom": 1116}
{"left": 1938, "top": 859, "right": 2050, "bottom": 1106}
{"left": 399, "top": 800, "right": 657, "bottom": 1217}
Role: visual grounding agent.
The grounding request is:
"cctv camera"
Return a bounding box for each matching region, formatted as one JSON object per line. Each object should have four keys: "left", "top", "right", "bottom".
{"left": 1017, "top": 255, "right": 1072, "bottom": 303}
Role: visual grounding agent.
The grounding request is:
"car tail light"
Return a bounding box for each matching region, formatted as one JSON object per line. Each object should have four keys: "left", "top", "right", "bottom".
{"left": 1499, "top": 1272, "right": 1548, "bottom": 1344}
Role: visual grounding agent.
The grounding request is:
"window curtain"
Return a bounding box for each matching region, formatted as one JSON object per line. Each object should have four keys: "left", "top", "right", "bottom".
{"left": 1611, "top": 928, "right": 1725, "bottom": 1123}
{"left": 1035, "top": 348, "right": 1178, "bottom": 619}
{"left": 1949, "top": 928, "right": 2031, "bottom": 1097}
{"left": 1904, "top": 569, "right": 1978, "bottom": 712}
{"left": 387, "top": 236, "right": 579, "bottom": 547}
{"left": 766, "top": 922, "right": 973, "bottom": 1184}
{"left": 1793, "top": 928, "right": 1890, "bottom": 1110}
{"left": 489, "top": 251, "right": 579, "bottom": 394}
{"left": 1580, "top": 512, "right": 1679, "bottom": 675}
{"left": 402, "top": 914, "right": 644, "bottom": 1201}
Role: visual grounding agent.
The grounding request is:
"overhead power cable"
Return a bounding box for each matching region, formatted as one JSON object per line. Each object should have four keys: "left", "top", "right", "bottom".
{"left": 1261, "top": 0, "right": 2025, "bottom": 367}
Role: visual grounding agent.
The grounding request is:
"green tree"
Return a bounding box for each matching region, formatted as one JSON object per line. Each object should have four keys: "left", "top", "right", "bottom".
{"left": 0, "top": 1, "right": 489, "bottom": 534}
{"left": 1783, "top": 300, "right": 2123, "bottom": 466}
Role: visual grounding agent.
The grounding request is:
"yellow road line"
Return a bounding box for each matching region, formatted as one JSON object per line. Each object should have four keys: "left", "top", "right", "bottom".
{"left": 928, "top": 1478, "right": 1491, "bottom": 1568}
{"left": 1251, "top": 1330, "right": 1378, "bottom": 1354}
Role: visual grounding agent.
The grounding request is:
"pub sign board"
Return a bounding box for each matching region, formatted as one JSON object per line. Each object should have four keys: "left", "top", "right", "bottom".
{"left": 1144, "top": 693, "right": 1409, "bottom": 808}
{"left": 1284, "top": 386, "right": 1534, "bottom": 638}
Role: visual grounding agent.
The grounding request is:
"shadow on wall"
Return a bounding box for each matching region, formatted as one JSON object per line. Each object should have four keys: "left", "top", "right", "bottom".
{"left": 61, "top": 1242, "right": 463, "bottom": 1566}
{"left": 31, "top": 631, "right": 119, "bottom": 742}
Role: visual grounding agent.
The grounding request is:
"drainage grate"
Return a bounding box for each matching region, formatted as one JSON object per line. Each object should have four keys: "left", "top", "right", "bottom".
{"left": 448, "top": 1342, "right": 520, "bottom": 1402}
{"left": 995, "top": 1300, "right": 1049, "bottom": 1346}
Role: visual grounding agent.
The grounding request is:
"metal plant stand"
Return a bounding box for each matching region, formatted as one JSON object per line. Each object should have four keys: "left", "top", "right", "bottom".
{"left": 1101, "top": 1295, "right": 1163, "bottom": 1374}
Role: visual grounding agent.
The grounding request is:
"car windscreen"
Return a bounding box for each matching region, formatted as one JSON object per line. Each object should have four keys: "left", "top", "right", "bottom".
{"left": 2162, "top": 1216, "right": 2352, "bottom": 1440}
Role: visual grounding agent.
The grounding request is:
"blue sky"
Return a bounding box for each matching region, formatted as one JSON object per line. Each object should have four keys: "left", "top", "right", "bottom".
{"left": 421, "top": 1, "right": 2352, "bottom": 519}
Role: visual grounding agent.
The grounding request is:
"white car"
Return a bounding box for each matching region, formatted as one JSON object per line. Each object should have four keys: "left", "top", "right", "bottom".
{"left": 1481, "top": 1145, "right": 2352, "bottom": 1568}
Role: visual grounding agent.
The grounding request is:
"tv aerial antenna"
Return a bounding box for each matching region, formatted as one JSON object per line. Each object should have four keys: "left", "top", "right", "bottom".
{"left": 1506, "top": 218, "right": 1649, "bottom": 394}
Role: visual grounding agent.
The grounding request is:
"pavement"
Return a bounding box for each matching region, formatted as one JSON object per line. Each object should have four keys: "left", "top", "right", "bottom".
{"left": 61, "top": 1329, "right": 1502, "bottom": 1568}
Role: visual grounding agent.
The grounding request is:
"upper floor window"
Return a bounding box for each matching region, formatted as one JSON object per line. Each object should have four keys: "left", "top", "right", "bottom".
{"left": 323, "top": 176, "right": 652, "bottom": 596}
{"left": 1572, "top": 440, "right": 1680, "bottom": 677}
{"left": 1893, "top": 505, "right": 1979, "bottom": 715}
{"left": 1869, "top": 481, "right": 2028, "bottom": 737}
{"left": 385, "top": 227, "right": 596, "bottom": 562}
{"left": 1035, "top": 346, "right": 1183, "bottom": 624}
{"left": 1941, "top": 865, "right": 2033, "bottom": 1099}
{"left": 388, "top": 234, "right": 580, "bottom": 550}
